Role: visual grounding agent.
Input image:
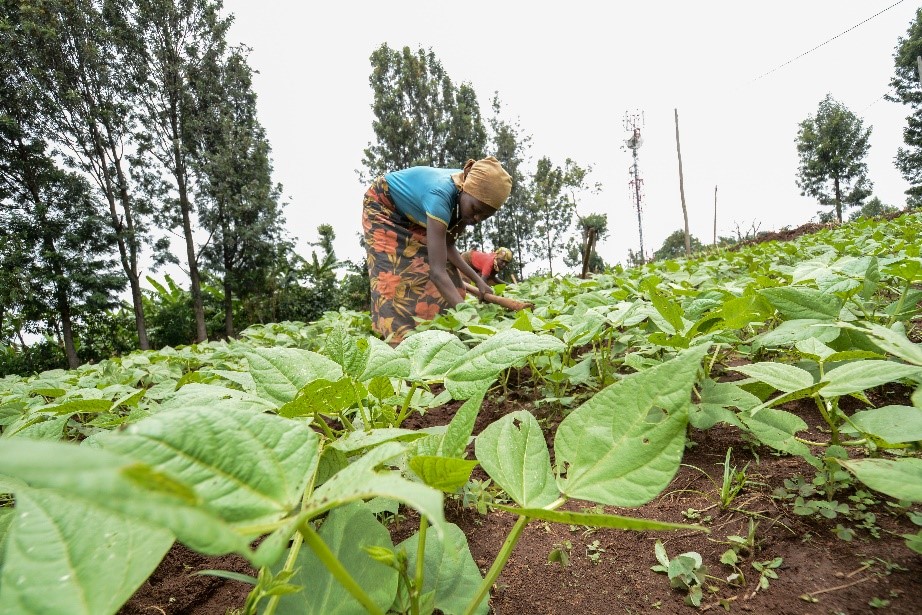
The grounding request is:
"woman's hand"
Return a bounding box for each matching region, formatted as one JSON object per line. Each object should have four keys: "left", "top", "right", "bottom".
{"left": 476, "top": 279, "right": 491, "bottom": 301}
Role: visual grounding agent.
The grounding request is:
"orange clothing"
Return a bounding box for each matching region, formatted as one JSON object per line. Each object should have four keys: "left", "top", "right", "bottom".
{"left": 469, "top": 250, "right": 496, "bottom": 277}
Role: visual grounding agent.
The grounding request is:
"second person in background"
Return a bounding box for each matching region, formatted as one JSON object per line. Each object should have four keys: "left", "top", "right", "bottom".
{"left": 460, "top": 247, "right": 516, "bottom": 286}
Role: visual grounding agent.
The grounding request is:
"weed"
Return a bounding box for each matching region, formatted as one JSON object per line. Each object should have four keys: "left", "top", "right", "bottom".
{"left": 586, "top": 539, "right": 606, "bottom": 564}
{"left": 547, "top": 540, "right": 572, "bottom": 567}
{"left": 651, "top": 539, "right": 707, "bottom": 607}
{"left": 719, "top": 447, "right": 750, "bottom": 509}
{"left": 752, "top": 557, "right": 782, "bottom": 591}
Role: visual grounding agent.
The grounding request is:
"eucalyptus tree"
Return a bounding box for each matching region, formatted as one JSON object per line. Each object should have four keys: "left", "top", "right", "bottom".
{"left": 3, "top": 0, "right": 152, "bottom": 348}
{"left": 795, "top": 94, "right": 872, "bottom": 223}
{"left": 529, "top": 157, "right": 594, "bottom": 275}
{"left": 887, "top": 7, "right": 922, "bottom": 208}
{"left": 361, "top": 43, "right": 488, "bottom": 180}
{"left": 469, "top": 95, "right": 534, "bottom": 278}
{"left": 125, "top": 0, "right": 232, "bottom": 343}
{"left": 192, "top": 47, "right": 287, "bottom": 338}
{"left": 0, "top": 111, "right": 123, "bottom": 368}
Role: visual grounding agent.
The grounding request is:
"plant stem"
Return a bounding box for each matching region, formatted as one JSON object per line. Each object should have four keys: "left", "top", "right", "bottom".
{"left": 886, "top": 279, "right": 912, "bottom": 327}
{"left": 395, "top": 383, "right": 419, "bottom": 427}
{"left": 411, "top": 516, "right": 428, "bottom": 615}
{"left": 263, "top": 451, "right": 321, "bottom": 615}
{"left": 814, "top": 397, "right": 840, "bottom": 445}
{"left": 463, "top": 515, "right": 529, "bottom": 615}
{"left": 356, "top": 397, "right": 372, "bottom": 432}
{"left": 299, "top": 522, "right": 385, "bottom": 615}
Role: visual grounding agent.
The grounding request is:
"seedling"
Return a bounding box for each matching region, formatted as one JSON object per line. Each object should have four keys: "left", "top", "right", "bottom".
{"left": 547, "top": 540, "right": 572, "bottom": 567}
{"left": 651, "top": 540, "right": 707, "bottom": 607}
{"left": 752, "top": 557, "right": 782, "bottom": 592}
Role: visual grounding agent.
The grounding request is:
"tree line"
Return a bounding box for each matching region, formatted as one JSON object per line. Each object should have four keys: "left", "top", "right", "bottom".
{"left": 7, "top": 4, "right": 922, "bottom": 376}
{"left": 0, "top": 4, "right": 608, "bottom": 376}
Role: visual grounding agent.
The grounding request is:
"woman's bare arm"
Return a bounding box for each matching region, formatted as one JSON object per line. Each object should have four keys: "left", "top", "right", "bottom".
{"left": 427, "top": 220, "right": 464, "bottom": 306}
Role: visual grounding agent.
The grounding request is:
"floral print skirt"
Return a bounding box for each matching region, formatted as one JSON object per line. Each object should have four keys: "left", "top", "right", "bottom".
{"left": 362, "top": 177, "right": 465, "bottom": 344}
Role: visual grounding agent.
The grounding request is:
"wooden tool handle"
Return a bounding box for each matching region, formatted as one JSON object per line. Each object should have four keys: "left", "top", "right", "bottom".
{"left": 463, "top": 283, "right": 534, "bottom": 311}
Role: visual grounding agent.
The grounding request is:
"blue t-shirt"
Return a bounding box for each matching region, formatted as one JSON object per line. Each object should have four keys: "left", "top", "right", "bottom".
{"left": 384, "top": 166, "right": 461, "bottom": 227}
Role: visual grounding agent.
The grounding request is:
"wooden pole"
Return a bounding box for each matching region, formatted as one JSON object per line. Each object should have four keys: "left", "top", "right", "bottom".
{"left": 675, "top": 108, "right": 691, "bottom": 257}
{"left": 713, "top": 185, "right": 718, "bottom": 246}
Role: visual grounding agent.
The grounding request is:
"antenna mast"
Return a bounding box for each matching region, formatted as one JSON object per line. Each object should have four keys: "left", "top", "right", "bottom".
{"left": 623, "top": 110, "right": 645, "bottom": 264}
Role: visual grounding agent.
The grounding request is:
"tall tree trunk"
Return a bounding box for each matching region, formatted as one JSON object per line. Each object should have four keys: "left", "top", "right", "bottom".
{"left": 222, "top": 269, "right": 234, "bottom": 339}
{"left": 581, "top": 227, "right": 597, "bottom": 279}
{"left": 102, "top": 126, "right": 149, "bottom": 349}
{"left": 96, "top": 143, "right": 149, "bottom": 350}
{"left": 157, "top": 6, "right": 207, "bottom": 344}
{"left": 169, "top": 102, "right": 207, "bottom": 343}
{"left": 55, "top": 281, "right": 79, "bottom": 368}
{"left": 834, "top": 177, "right": 843, "bottom": 222}
{"left": 221, "top": 212, "right": 234, "bottom": 339}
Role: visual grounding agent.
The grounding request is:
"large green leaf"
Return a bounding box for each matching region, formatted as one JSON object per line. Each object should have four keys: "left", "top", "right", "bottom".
{"left": 445, "top": 330, "right": 565, "bottom": 399}
{"left": 439, "top": 390, "right": 485, "bottom": 458}
{"left": 99, "top": 405, "right": 320, "bottom": 525}
{"left": 242, "top": 347, "right": 343, "bottom": 406}
{"left": 821, "top": 361, "right": 922, "bottom": 397}
{"left": 848, "top": 405, "right": 922, "bottom": 444}
{"left": 275, "top": 503, "right": 397, "bottom": 615}
{"left": 475, "top": 410, "right": 558, "bottom": 508}
{"left": 740, "top": 409, "right": 809, "bottom": 456}
{"left": 409, "top": 456, "right": 480, "bottom": 492}
{"left": 730, "top": 362, "right": 815, "bottom": 393}
{"left": 397, "top": 523, "right": 487, "bottom": 615}
{"left": 751, "top": 319, "right": 840, "bottom": 350}
{"left": 758, "top": 286, "right": 842, "bottom": 320}
{"left": 841, "top": 458, "right": 922, "bottom": 502}
{"left": 330, "top": 428, "right": 425, "bottom": 453}
{"left": 359, "top": 337, "right": 411, "bottom": 381}
{"left": 321, "top": 326, "right": 369, "bottom": 377}
{"left": 555, "top": 345, "right": 708, "bottom": 506}
{"left": 844, "top": 322, "right": 922, "bottom": 366}
{"left": 162, "top": 383, "right": 276, "bottom": 413}
{"left": 0, "top": 487, "right": 173, "bottom": 615}
{"left": 44, "top": 399, "right": 112, "bottom": 415}
{"left": 0, "top": 440, "right": 250, "bottom": 558}
{"left": 397, "top": 331, "right": 468, "bottom": 382}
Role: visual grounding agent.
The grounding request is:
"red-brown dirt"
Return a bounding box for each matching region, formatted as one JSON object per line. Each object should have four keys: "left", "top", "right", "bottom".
{"left": 120, "top": 381, "right": 922, "bottom": 615}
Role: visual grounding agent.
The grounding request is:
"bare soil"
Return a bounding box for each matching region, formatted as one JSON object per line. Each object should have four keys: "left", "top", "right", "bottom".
{"left": 120, "top": 380, "right": 922, "bottom": 615}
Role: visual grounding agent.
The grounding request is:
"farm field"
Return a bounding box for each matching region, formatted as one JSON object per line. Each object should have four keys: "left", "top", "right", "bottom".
{"left": 3, "top": 214, "right": 922, "bottom": 615}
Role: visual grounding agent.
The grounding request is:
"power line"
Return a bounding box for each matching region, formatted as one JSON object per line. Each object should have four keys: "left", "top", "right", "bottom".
{"left": 747, "top": 0, "right": 907, "bottom": 86}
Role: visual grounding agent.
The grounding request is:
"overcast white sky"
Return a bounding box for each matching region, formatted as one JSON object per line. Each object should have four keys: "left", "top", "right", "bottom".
{"left": 216, "top": 0, "right": 919, "bottom": 274}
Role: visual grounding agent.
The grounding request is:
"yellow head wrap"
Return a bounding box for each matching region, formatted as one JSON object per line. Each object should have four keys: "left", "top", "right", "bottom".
{"left": 451, "top": 156, "right": 512, "bottom": 209}
{"left": 495, "top": 247, "right": 513, "bottom": 262}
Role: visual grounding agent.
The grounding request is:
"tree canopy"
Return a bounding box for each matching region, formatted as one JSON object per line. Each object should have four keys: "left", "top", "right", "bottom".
{"left": 888, "top": 7, "right": 922, "bottom": 208}
{"left": 795, "top": 94, "right": 872, "bottom": 223}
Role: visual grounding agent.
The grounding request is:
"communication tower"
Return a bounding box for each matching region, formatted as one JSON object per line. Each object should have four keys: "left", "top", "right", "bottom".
{"left": 623, "top": 110, "right": 645, "bottom": 264}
